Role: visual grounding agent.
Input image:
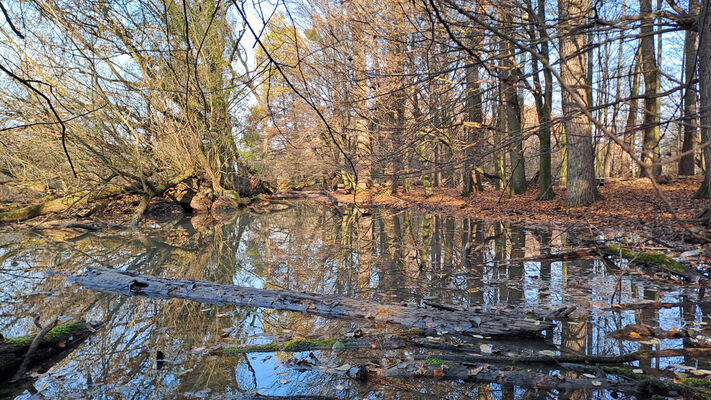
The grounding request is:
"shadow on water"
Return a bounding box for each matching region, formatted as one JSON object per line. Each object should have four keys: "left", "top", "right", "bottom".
{"left": 0, "top": 202, "right": 707, "bottom": 399}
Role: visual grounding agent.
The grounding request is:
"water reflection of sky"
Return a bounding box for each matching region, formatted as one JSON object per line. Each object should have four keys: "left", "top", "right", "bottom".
{"left": 0, "top": 203, "right": 707, "bottom": 399}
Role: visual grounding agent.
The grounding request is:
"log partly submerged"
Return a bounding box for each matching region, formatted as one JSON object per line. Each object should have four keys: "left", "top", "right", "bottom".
{"left": 69, "top": 267, "right": 556, "bottom": 337}
{"left": 0, "top": 321, "right": 99, "bottom": 388}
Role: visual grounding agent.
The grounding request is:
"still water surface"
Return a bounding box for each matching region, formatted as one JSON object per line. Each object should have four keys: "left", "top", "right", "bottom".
{"left": 0, "top": 203, "right": 707, "bottom": 399}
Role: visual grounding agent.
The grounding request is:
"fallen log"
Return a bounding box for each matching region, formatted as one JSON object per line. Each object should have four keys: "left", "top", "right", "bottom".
{"left": 382, "top": 362, "right": 648, "bottom": 394}
{"left": 378, "top": 361, "right": 709, "bottom": 398}
{"left": 215, "top": 336, "right": 409, "bottom": 355}
{"left": 215, "top": 326, "right": 561, "bottom": 356}
{"left": 313, "top": 359, "right": 708, "bottom": 398}
{"left": 0, "top": 188, "right": 122, "bottom": 223}
{"left": 69, "top": 267, "right": 555, "bottom": 337}
{"left": 0, "top": 322, "right": 99, "bottom": 385}
{"left": 413, "top": 347, "right": 711, "bottom": 365}
{"left": 602, "top": 244, "right": 701, "bottom": 281}
{"left": 235, "top": 396, "right": 334, "bottom": 400}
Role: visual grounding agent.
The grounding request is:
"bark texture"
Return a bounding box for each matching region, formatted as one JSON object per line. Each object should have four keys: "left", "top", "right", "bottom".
{"left": 559, "top": 0, "right": 598, "bottom": 206}
{"left": 69, "top": 267, "right": 556, "bottom": 337}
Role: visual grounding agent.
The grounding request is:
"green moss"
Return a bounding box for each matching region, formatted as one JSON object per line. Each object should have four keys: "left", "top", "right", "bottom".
{"left": 283, "top": 338, "right": 337, "bottom": 351}
{"left": 602, "top": 366, "right": 648, "bottom": 380}
{"left": 605, "top": 244, "right": 687, "bottom": 274}
{"left": 681, "top": 378, "right": 711, "bottom": 389}
{"left": 4, "top": 322, "right": 83, "bottom": 348}
{"left": 45, "top": 322, "right": 82, "bottom": 340}
{"left": 424, "top": 358, "right": 454, "bottom": 366}
{"left": 5, "top": 335, "right": 33, "bottom": 347}
{"left": 218, "top": 343, "right": 279, "bottom": 354}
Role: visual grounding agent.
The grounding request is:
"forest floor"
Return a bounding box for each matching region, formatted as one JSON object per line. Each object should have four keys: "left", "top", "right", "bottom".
{"left": 325, "top": 176, "right": 711, "bottom": 255}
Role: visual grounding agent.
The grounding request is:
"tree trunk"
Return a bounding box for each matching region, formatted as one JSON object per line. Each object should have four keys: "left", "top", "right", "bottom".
{"left": 621, "top": 51, "right": 641, "bottom": 177}
{"left": 559, "top": 0, "right": 599, "bottom": 206}
{"left": 528, "top": 0, "right": 555, "bottom": 200}
{"left": 502, "top": 16, "right": 527, "bottom": 195}
{"left": 639, "top": 0, "right": 662, "bottom": 177}
{"left": 352, "top": 20, "right": 372, "bottom": 191}
{"left": 462, "top": 62, "right": 483, "bottom": 196}
{"left": 699, "top": 0, "right": 711, "bottom": 197}
{"left": 679, "top": 0, "right": 700, "bottom": 175}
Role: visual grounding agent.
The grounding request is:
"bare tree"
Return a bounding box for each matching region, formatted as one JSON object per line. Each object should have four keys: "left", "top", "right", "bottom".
{"left": 558, "top": 0, "right": 598, "bottom": 205}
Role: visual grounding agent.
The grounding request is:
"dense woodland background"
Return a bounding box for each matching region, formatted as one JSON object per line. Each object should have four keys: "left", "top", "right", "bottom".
{"left": 0, "top": 0, "right": 710, "bottom": 219}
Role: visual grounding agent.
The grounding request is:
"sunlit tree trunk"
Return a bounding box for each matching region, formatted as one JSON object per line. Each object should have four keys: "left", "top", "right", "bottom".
{"left": 527, "top": 0, "right": 555, "bottom": 200}
{"left": 501, "top": 15, "right": 526, "bottom": 194}
{"left": 352, "top": 20, "right": 372, "bottom": 190}
{"left": 639, "top": 0, "right": 661, "bottom": 177}
{"left": 462, "top": 62, "right": 483, "bottom": 196}
{"left": 699, "top": 0, "right": 711, "bottom": 198}
{"left": 678, "top": 0, "right": 700, "bottom": 175}
{"left": 559, "top": 0, "right": 599, "bottom": 206}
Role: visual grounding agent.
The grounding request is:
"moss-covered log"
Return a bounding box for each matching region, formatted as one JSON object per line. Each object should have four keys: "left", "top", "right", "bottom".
{"left": 0, "top": 322, "right": 99, "bottom": 383}
{"left": 0, "top": 188, "right": 122, "bottom": 223}
{"left": 215, "top": 329, "right": 424, "bottom": 355}
{"left": 604, "top": 244, "right": 699, "bottom": 280}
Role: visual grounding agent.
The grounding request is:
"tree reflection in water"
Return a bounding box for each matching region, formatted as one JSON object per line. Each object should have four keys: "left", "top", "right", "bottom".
{"left": 0, "top": 203, "right": 706, "bottom": 399}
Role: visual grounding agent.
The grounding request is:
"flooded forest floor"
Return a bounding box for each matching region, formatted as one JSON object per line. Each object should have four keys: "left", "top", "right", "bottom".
{"left": 326, "top": 176, "right": 711, "bottom": 259}
{"left": 3, "top": 177, "right": 711, "bottom": 398}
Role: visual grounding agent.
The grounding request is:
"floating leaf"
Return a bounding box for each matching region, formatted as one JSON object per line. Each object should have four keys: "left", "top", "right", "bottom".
{"left": 539, "top": 350, "right": 556, "bottom": 357}
{"left": 633, "top": 369, "right": 644, "bottom": 374}
{"left": 583, "top": 373, "right": 596, "bottom": 379}
{"left": 681, "top": 249, "right": 703, "bottom": 258}
{"left": 468, "top": 365, "right": 486, "bottom": 376}
{"left": 480, "top": 344, "right": 492, "bottom": 354}
{"left": 332, "top": 341, "right": 346, "bottom": 351}
{"left": 592, "top": 380, "right": 602, "bottom": 386}
{"left": 279, "top": 378, "right": 289, "bottom": 384}
{"left": 334, "top": 363, "right": 351, "bottom": 371}
{"left": 628, "top": 331, "right": 643, "bottom": 339}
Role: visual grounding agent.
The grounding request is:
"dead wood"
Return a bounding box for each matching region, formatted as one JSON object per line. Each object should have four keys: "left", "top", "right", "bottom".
{"left": 12, "top": 318, "right": 58, "bottom": 381}
{"left": 413, "top": 347, "right": 711, "bottom": 365}
{"left": 377, "top": 361, "right": 708, "bottom": 398}
{"left": 608, "top": 323, "right": 686, "bottom": 340}
{"left": 69, "top": 267, "right": 555, "bottom": 337}
{"left": 0, "top": 321, "right": 100, "bottom": 385}
{"left": 601, "top": 243, "right": 702, "bottom": 281}
{"left": 606, "top": 300, "right": 711, "bottom": 311}
{"left": 238, "top": 396, "right": 334, "bottom": 400}
{"left": 496, "top": 248, "right": 596, "bottom": 264}
{"left": 314, "top": 360, "right": 706, "bottom": 398}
